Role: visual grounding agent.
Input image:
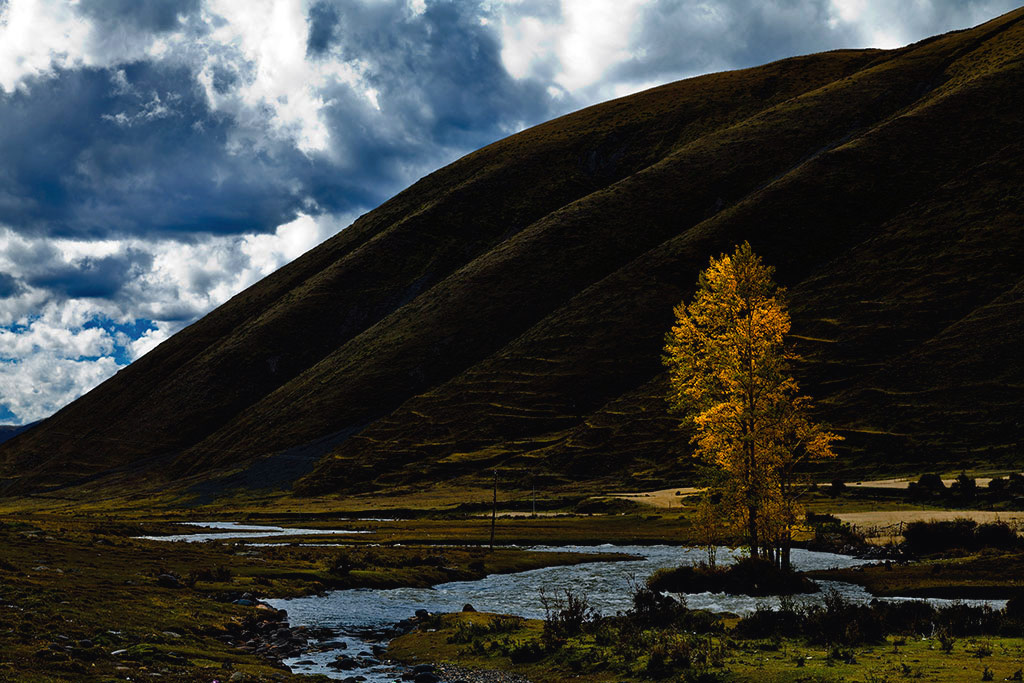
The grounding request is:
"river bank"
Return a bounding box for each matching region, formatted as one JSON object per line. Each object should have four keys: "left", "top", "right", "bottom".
{"left": 5, "top": 507, "right": 1024, "bottom": 682}
{"left": 0, "top": 516, "right": 631, "bottom": 682}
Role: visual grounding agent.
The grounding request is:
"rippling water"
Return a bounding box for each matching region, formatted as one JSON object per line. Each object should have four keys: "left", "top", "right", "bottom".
{"left": 263, "top": 545, "right": 881, "bottom": 681}
{"left": 138, "top": 527, "right": 1008, "bottom": 681}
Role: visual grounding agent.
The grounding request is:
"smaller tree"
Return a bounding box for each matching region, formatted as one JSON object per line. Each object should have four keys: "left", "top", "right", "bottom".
{"left": 694, "top": 491, "right": 725, "bottom": 569}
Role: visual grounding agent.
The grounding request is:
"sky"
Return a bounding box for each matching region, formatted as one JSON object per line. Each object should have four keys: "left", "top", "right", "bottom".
{"left": 0, "top": 0, "right": 1018, "bottom": 425}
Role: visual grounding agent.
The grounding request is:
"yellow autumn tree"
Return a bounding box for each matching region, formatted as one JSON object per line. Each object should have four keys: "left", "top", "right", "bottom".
{"left": 663, "top": 242, "right": 840, "bottom": 569}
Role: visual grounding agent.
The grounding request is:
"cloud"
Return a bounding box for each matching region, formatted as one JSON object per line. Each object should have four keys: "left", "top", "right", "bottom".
{"left": 0, "top": 274, "right": 23, "bottom": 299}
{"left": 0, "top": 353, "right": 121, "bottom": 423}
{"left": 25, "top": 250, "right": 153, "bottom": 299}
{"left": 0, "top": 210, "right": 348, "bottom": 421}
{"left": 76, "top": 0, "right": 203, "bottom": 34}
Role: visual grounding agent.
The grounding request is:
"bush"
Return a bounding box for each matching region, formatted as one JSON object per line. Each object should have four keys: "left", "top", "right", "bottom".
{"left": 648, "top": 559, "right": 818, "bottom": 597}
{"left": 903, "top": 519, "right": 1020, "bottom": 555}
{"left": 950, "top": 472, "right": 978, "bottom": 499}
{"left": 540, "top": 588, "right": 597, "bottom": 648}
{"left": 628, "top": 582, "right": 688, "bottom": 628}
{"left": 807, "top": 512, "right": 866, "bottom": 552}
{"left": 904, "top": 519, "right": 976, "bottom": 554}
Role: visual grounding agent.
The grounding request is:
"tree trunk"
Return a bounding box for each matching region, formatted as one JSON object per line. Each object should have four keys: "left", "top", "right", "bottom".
{"left": 747, "top": 503, "right": 759, "bottom": 560}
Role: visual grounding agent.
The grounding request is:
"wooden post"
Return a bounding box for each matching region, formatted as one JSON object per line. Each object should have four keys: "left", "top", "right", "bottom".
{"left": 489, "top": 469, "right": 497, "bottom": 550}
{"left": 531, "top": 471, "right": 537, "bottom": 518}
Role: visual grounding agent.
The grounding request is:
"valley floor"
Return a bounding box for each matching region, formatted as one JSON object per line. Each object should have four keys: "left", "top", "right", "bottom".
{"left": 3, "top": 484, "right": 1024, "bottom": 682}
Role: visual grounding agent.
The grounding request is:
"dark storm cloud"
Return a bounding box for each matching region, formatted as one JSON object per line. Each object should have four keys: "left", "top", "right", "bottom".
{"left": 77, "top": 0, "right": 203, "bottom": 34}
{"left": 612, "top": 0, "right": 1022, "bottom": 86}
{"left": 306, "top": 1, "right": 341, "bottom": 57}
{"left": 0, "top": 274, "right": 22, "bottom": 299}
{"left": 0, "top": 62, "right": 355, "bottom": 239}
{"left": 0, "top": 1, "right": 556, "bottom": 245}
{"left": 313, "top": 1, "right": 555, "bottom": 171}
{"left": 25, "top": 249, "right": 153, "bottom": 299}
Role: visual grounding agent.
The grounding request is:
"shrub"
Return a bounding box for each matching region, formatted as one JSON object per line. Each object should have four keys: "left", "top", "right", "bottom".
{"left": 540, "top": 588, "right": 597, "bottom": 648}
{"left": 950, "top": 472, "right": 978, "bottom": 499}
{"left": 647, "top": 558, "right": 817, "bottom": 597}
{"left": 903, "top": 519, "right": 1020, "bottom": 554}
{"left": 903, "top": 519, "right": 977, "bottom": 554}
{"left": 974, "top": 522, "right": 1020, "bottom": 550}
{"left": 628, "top": 582, "right": 688, "bottom": 628}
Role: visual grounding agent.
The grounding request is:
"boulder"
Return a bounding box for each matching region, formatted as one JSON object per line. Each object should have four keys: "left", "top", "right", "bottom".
{"left": 156, "top": 574, "right": 181, "bottom": 589}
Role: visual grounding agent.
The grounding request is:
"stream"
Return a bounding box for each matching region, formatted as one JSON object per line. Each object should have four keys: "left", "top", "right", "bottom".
{"left": 145, "top": 525, "right": 1010, "bottom": 681}
{"left": 134, "top": 521, "right": 371, "bottom": 543}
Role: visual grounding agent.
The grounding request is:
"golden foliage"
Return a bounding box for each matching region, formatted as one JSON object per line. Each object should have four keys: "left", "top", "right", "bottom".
{"left": 664, "top": 243, "right": 840, "bottom": 565}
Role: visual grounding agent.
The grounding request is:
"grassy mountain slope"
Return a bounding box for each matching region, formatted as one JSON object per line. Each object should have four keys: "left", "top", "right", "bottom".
{"left": 1, "top": 8, "right": 1022, "bottom": 498}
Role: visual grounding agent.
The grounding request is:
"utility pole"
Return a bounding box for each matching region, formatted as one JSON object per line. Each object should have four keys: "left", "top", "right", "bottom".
{"left": 531, "top": 470, "right": 537, "bottom": 518}
{"left": 489, "top": 469, "right": 497, "bottom": 550}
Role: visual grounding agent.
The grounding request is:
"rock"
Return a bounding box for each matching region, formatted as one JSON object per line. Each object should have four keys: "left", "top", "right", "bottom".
{"left": 229, "top": 672, "right": 249, "bottom": 682}
{"left": 294, "top": 660, "right": 316, "bottom": 665}
{"left": 76, "top": 639, "right": 93, "bottom": 648}
{"left": 412, "top": 664, "right": 436, "bottom": 673}
{"left": 462, "top": 603, "right": 476, "bottom": 612}
{"left": 156, "top": 574, "right": 181, "bottom": 589}
{"left": 414, "top": 609, "right": 430, "bottom": 620}
{"left": 328, "top": 655, "right": 356, "bottom": 670}
{"left": 413, "top": 673, "right": 440, "bottom": 683}
{"left": 234, "top": 598, "right": 256, "bottom": 606}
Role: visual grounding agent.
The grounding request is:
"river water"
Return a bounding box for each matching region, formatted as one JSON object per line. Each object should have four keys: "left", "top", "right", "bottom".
{"left": 142, "top": 526, "right": 1008, "bottom": 681}
{"left": 264, "top": 545, "right": 873, "bottom": 681}
{"left": 134, "top": 521, "right": 371, "bottom": 543}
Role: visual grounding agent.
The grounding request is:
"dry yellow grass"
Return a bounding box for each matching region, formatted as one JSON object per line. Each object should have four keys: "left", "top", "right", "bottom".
{"left": 608, "top": 487, "right": 704, "bottom": 508}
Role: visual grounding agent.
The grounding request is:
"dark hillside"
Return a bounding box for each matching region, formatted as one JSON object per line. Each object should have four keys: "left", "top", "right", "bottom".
{"left": 1, "top": 8, "right": 1022, "bottom": 498}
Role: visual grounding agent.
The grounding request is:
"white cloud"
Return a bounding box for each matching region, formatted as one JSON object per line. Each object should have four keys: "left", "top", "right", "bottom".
{"left": 0, "top": 0, "right": 91, "bottom": 92}
{"left": 0, "top": 354, "right": 120, "bottom": 423}
{"left": 0, "top": 211, "right": 345, "bottom": 423}
{"left": 129, "top": 322, "right": 180, "bottom": 361}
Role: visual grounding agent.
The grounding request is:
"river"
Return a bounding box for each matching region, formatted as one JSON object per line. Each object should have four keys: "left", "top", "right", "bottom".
{"left": 143, "top": 524, "right": 1008, "bottom": 681}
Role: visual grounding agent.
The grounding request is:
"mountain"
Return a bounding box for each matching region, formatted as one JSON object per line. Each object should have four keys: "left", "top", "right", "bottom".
{"left": 0, "top": 424, "right": 34, "bottom": 447}
{"left": 2, "top": 8, "right": 1023, "bottom": 499}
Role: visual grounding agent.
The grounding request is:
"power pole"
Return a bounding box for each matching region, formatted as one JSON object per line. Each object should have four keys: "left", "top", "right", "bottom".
{"left": 489, "top": 469, "right": 497, "bottom": 550}
{"left": 531, "top": 470, "right": 537, "bottom": 518}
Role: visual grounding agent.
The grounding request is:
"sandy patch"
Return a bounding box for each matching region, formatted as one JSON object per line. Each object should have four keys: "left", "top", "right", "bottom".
{"left": 608, "top": 487, "right": 704, "bottom": 508}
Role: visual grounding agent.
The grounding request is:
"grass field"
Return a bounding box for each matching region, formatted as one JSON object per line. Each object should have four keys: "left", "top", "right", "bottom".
{"left": 389, "top": 611, "right": 1024, "bottom": 683}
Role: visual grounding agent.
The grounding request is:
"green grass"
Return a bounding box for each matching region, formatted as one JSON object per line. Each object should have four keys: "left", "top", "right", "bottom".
{"left": 388, "top": 611, "right": 1024, "bottom": 683}
{"left": 810, "top": 550, "right": 1024, "bottom": 599}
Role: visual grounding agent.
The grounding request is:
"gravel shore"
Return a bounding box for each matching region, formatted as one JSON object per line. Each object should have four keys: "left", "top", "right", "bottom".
{"left": 434, "top": 662, "right": 534, "bottom": 683}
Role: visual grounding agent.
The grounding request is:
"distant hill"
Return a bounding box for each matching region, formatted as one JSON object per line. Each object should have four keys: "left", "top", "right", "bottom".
{"left": 0, "top": 424, "right": 34, "bottom": 447}
{"left": 2, "top": 8, "right": 1023, "bottom": 499}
